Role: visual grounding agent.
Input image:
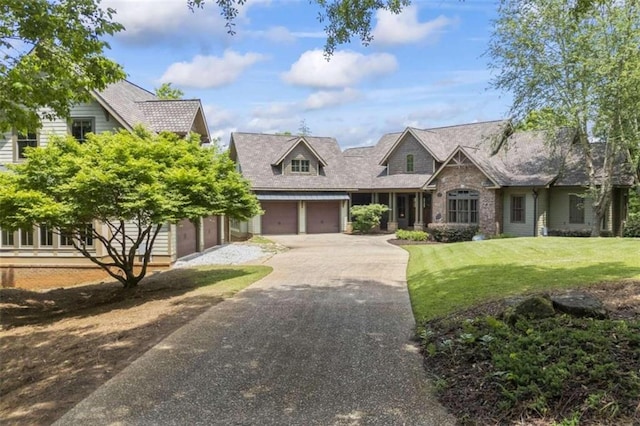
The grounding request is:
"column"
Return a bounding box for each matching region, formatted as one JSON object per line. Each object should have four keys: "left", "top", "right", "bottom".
{"left": 388, "top": 192, "right": 398, "bottom": 232}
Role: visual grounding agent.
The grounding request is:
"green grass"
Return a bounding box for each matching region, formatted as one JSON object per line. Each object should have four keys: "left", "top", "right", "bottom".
{"left": 405, "top": 237, "right": 640, "bottom": 322}
{"left": 179, "top": 265, "right": 272, "bottom": 298}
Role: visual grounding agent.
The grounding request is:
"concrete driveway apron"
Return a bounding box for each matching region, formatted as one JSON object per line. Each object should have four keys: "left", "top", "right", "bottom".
{"left": 56, "top": 234, "right": 455, "bottom": 425}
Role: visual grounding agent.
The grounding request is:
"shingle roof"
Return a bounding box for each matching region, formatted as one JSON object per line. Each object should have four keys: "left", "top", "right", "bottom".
{"left": 230, "top": 120, "right": 632, "bottom": 193}
{"left": 137, "top": 100, "right": 201, "bottom": 134}
{"left": 230, "top": 133, "right": 356, "bottom": 190}
{"left": 92, "top": 80, "right": 209, "bottom": 139}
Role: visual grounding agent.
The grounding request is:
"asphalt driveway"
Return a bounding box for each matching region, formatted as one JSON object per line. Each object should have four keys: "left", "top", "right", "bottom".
{"left": 56, "top": 234, "right": 454, "bottom": 425}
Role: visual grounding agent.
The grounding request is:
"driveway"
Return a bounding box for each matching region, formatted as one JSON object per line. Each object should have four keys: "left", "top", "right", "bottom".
{"left": 56, "top": 234, "right": 455, "bottom": 425}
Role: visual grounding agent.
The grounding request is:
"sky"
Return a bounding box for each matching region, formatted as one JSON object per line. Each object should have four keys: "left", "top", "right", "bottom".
{"left": 101, "top": 0, "right": 512, "bottom": 149}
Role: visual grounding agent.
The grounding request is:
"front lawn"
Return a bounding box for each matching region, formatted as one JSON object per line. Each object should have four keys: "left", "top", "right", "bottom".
{"left": 405, "top": 237, "right": 640, "bottom": 322}
{"left": 404, "top": 237, "right": 640, "bottom": 425}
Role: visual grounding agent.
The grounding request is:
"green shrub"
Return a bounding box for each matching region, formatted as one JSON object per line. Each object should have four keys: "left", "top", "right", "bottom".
{"left": 427, "top": 223, "right": 478, "bottom": 243}
{"left": 547, "top": 229, "right": 592, "bottom": 237}
{"left": 350, "top": 203, "right": 389, "bottom": 233}
{"left": 623, "top": 213, "right": 640, "bottom": 237}
{"left": 395, "top": 229, "right": 428, "bottom": 241}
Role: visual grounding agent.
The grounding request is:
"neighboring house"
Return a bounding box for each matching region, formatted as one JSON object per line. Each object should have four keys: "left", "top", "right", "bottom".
{"left": 230, "top": 120, "right": 632, "bottom": 238}
{"left": 0, "top": 80, "right": 222, "bottom": 287}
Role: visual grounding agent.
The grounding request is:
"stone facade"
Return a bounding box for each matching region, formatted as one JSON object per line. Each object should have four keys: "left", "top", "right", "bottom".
{"left": 431, "top": 163, "right": 499, "bottom": 235}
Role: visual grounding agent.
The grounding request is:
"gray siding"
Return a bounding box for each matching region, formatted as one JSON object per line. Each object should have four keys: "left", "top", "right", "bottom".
{"left": 283, "top": 144, "right": 319, "bottom": 175}
{"left": 548, "top": 187, "right": 602, "bottom": 231}
{"left": 387, "top": 133, "right": 434, "bottom": 175}
{"left": 501, "top": 188, "right": 549, "bottom": 236}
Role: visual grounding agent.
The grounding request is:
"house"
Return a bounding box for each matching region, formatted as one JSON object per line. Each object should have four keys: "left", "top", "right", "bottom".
{"left": 229, "top": 120, "right": 632, "bottom": 238}
{"left": 0, "top": 80, "right": 223, "bottom": 287}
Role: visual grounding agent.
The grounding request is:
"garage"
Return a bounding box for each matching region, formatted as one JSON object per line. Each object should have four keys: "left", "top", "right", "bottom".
{"left": 176, "top": 218, "right": 197, "bottom": 258}
{"left": 202, "top": 215, "right": 219, "bottom": 250}
{"left": 261, "top": 201, "right": 298, "bottom": 235}
{"left": 307, "top": 201, "right": 341, "bottom": 234}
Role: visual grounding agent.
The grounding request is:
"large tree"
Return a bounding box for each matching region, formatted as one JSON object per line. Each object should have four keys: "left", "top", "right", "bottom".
{"left": 188, "top": 0, "right": 410, "bottom": 55}
{"left": 0, "top": 128, "right": 261, "bottom": 288}
{"left": 489, "top": 0, "right": 640, "bottom": 236}
{"left": 0, "top": 0, "right": 125, "bottom": 131}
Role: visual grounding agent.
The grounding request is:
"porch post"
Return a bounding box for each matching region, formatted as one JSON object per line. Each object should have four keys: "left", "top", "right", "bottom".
{"left": 414, "top": 192, "right": 424, "bottom": 230}
{"left": 388, "top": 192, "right": 398, "bottom": 232}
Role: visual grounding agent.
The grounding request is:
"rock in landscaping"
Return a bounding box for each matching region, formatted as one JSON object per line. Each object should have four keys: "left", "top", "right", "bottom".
{"left": 503, "top": 295, "right": 556, "bottom": 323}
{"left": 551, "top": 292, "right": 608, "bottom": 319}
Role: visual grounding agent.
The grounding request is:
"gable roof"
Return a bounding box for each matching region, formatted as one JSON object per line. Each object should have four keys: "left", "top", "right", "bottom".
{"left": 91, "top": 80, "right": 210, "bottom": 141}
{"left": 424, "top": 146, "right": 501, "bottom": 189}
{"left": 271, "top": 136, "right": 328, "bottom": 167}
{"left": 230, "top": 132, "right": 355, "bottom": 191}
{"left": 378, "top": 128, "right": 440, "bottom": 166}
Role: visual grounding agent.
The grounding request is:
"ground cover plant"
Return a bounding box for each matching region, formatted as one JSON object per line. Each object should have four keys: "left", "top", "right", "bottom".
{"left": 404, "top": 237, "right": 640, "bottom": 425}
{"left": 0, "top": 264, "right": 271, "bottom": 425}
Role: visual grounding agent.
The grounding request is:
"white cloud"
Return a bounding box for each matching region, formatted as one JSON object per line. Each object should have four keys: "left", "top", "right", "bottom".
{"left": 282, "top": 49, "right": 398, "bottom": 89}
{"left": 303, "top": 88, "right": 361, "bottom": 110}
{"left": 264, "top": 26, "right": 297, "bottom": 43}
{"left": 372, "top": 6, "right": 458, "bottom": 45}
{"left": 104, "top": 0, "right": 228, "bottom": 43}
{"left": 203, "top": 104, "right": 235, "bottom": 128}
{"left": 160, "top": 50, "right": 267, "bottom": 89}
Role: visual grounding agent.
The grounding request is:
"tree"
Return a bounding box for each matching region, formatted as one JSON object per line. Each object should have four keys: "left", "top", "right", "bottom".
{"left": 0, "top": 127, "right": 261, "bottom": 288}
{"left": 350, "top": 204, "right": 389, "bottom": 233}
{"left": 298, "top": 119, "right": 311, "bottom": 136}
{"left": 187, "top": 0, "right": 410, "bottom": 56}
{"left": 488, "top": 0, "right": 640, "bottom": 236}
{"left": 155, "top": 83, "right": 184, "bottom": 100}
{"left": 0, "top": 0, "right": 126, "bottom": 132}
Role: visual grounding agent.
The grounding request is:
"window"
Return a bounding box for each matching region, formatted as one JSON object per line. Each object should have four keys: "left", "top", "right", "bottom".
{"left": 447, "top": 190, "right": 479, "bottom": 224}
{"left": 40, "top": 224, "right": 53, "bottom": 247}
{"left": 60, "top": 231, "right": 74, "bottom": 247}
{"left": 406, "top": 154, "right": 414, "bottom": 172}
{"left": 569, "top": 194, "right": 584, "bottom": 224}
{"left": 1, "top": 229, "right": 14, "bottom": 247}
{"left": 291, "top": 159, "right": 310, "bottom": 173}
{"left": 511, "top": 195, "right": 526, "bottom": 223}
{"left": 20, "top": 228, "right": 34, "bottom": 246}
{"left": 17, "top": 131, "right": 37, "bottom": 159}
{"left": 59, "top": 224, "right": 94, "bottom": 247}
{"left": 79, "top": 224, "right": 94, "bottom": 246}
{"left": 70, "top": 118, "right": 93, "bottom": 142}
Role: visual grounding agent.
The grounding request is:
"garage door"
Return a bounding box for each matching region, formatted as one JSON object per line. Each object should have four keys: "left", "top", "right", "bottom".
{"left": 262, "top": 201, "right": 298, "bottom": 235}
{"left": 203, "top": 216, "right": 218, "bottom": 250}
{"left": 176, "top": 218, "right": 197, "bottom": 258}
{"left": 307, "top": 201, "right": 340, "bottom": 234}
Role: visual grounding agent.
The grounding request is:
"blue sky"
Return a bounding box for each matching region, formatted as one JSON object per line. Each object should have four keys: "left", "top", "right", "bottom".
{"left": 102, "top": 0, "right": 511, "bottom": 148}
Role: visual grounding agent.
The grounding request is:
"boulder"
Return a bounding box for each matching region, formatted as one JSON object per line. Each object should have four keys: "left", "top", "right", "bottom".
{"left": 503, "top": 295, "right": 556, "bottom": 323}
{"left": 551, "top": 292, "right": 608, "bottom": 319}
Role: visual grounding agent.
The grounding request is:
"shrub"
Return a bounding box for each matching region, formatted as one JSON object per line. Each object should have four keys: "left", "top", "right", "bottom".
{"left": 547, "top": 229, "right": 592, "bottom": 237}
{"left": 395, "top": 229, "right": 428, "bottom": 241}
{"left": 427, "top": 223, "right": 479, "bottom": 243}
{"left": 623, "top": 213, "right": 640, "bottom": 238}
{"left": 350, "top": 203, "right": 389, "bottom": 233}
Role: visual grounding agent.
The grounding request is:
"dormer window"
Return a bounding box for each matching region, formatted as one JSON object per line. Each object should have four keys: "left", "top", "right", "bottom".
{"left": 292, "top": 159, "right": 310, "bottom": 173}
{"left": 70, "top": 118, "right": 94, "bottom": 143}
{"left": 406, "top": 154, "right": 414, "bottom": 172}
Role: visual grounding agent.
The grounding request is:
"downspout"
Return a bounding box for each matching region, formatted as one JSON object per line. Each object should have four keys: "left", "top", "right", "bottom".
{"left": 532, "top": 189, "right": 538, "bottom": 237}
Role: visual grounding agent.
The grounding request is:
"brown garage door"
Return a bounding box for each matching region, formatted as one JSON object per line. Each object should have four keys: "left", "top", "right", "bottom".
{"left": 203, "top": 215, "right": 218, "bottom": 250}
{"left": 176, "top": 218, "right": 197, "bottom": 258}
{"left": 307, "top": 201, "right": 340, "bottom": 234}
{"left": 262, "top": 201, "right": 298, "bottom": 235}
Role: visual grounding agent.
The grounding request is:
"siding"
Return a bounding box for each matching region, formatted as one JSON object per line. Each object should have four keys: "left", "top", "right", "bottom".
{"left": 119, "top": 222, "right": 170, "bottom": 256}
{"left": 548, "top": 187, "right": 596, "bottom": 231}
{"left": 387, "top": 133, "right": 434, "bottom": 175}
{"left": 0, "top": 131, "right": 12, "bottom": 164}
{"left": 502, "top": 189, "right": 535, "bottom": 236}
{"left": 283, "top": 144, "right": 319, "bottom": 175}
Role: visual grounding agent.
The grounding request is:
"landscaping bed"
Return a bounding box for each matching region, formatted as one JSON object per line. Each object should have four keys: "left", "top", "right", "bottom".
{"left": 0, "top": 265, "right": 271, "bottom": 425}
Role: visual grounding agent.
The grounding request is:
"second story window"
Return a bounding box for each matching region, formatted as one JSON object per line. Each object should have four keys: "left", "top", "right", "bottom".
{"left": 17, "top": 131, "right": 38, "bottom": 159}
{"left": 71, "top": 118, "right": 93, "bottom": 143}
{"left": 292, "top": 159, "right": 310, "bottom": 173}
{"left": 406, "top": 154, "right": 414, "bottom": 172}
